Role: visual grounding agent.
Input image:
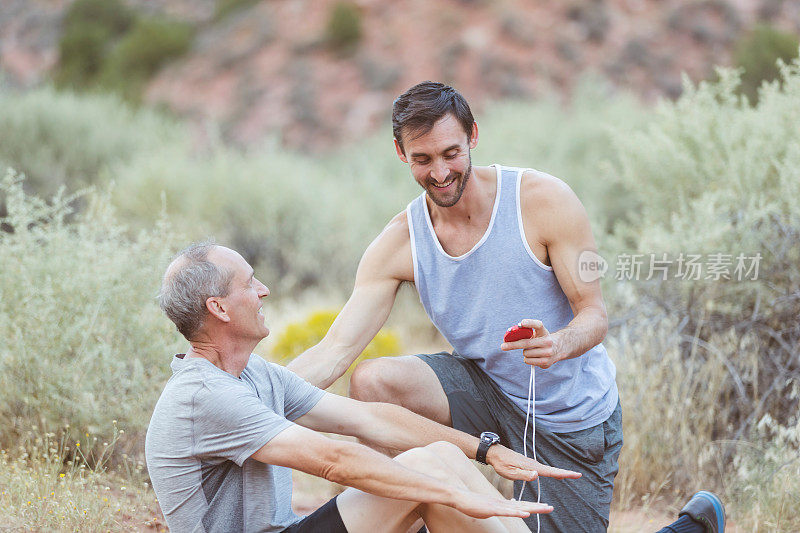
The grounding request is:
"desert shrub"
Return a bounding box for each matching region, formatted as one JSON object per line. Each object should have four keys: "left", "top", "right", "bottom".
{"left": 473, "top": 77, "right": 647, "bottom": 233}
{"left": 0, "top": 170, "right": 183, "bottom": 455}
{"left": 62, "top": 0, "right": 135, "bottom": 37}
{"left": 271, "top": 309, "right": 401, "bottom": 368}
{"left": 56, "top": 25, "right": 114, "bottom": 90}
{"left": 100, "top": 17, "right": 195, "bottom": 101}
{"left": 54, "top": 0, "right": 134, "bottom": 89}
{"left": 0, "top": 85, "right": 183, "bottom": 196}
{"left": 721, "top": 415, "right": 800, "bottom": 530}
{"left": 0, "top": 84, "right": 413, "bottom": 295}
{"left": 734, "top": 25, "right": 799, "bottom": 103}
{"left": 605, "top": 60, "right": 800, "bottom": 520}
{"left": 108, "top": 143, "right": 393, "bottom": 295}
{"left": 325, "top": 2, "right": 363, "bottom": 55}
{"left": 54, "top": 0, "right": 194, "bottom": 101}
{"left": 214, "top": 0, "right": 260, "bottom": 21}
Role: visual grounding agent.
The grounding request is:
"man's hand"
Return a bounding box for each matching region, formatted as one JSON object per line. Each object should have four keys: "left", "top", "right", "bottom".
{"left": 450, "top": 488, "right": 553, "bottom": 519}
{"left": 486, "top": 444, "right": 581, "bottom": 482}
{"left": 501, "top": 319, "right": 563, "bottom": 369}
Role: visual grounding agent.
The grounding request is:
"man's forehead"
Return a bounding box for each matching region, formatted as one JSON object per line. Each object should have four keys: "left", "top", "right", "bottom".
{"left": 404, "top": 115, "right": 468, "bottom": 152}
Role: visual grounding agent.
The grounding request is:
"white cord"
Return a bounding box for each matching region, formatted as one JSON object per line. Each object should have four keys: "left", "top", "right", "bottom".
{"left": 516, "top": 364, "right": 540, "bottom": 533}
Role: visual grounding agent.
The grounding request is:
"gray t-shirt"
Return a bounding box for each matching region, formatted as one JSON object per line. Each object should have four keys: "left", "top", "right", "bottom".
{"left": 145, "top": 353, "right": 325, "bottom": 533}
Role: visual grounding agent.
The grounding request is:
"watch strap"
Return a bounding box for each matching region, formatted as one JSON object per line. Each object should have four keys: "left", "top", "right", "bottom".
{"left": 476, "top": 439, "right": 491, "bottom": 464}
{"left": 476, "top": 433, "right": 498, "bottom": 464}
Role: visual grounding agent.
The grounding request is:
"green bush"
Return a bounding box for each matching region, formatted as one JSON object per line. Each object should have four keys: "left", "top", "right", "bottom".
{"left": 325, "top": 2, "right": 363, "bottom": 55}
{"left": 100, "top": 17, "right": 195, "bottom": 101}
{"left": 55, "top": 24, "right": 113, "bottom": 89}
{"left": 271, "top": 310, "right": 401, "bottom": 369}
{"left": 734, "top": 24, "right": 799, "bottom": 103}
{"left": 108, "top": 143, "right": 398, "bottom": 295}
{"left": 0, "top": 170, "right": 182, "bottom": 455}
{"left": 54, "top": 0, "right": 134, "bottom": 89}
{"left": 214, "top": 0, "right": 260, "bottom": 21}
{"left": 62, "top": 0, "right": 135, "bottom": 36}
{"left": 53, "top": 0, "right": 194, "bottom": 102}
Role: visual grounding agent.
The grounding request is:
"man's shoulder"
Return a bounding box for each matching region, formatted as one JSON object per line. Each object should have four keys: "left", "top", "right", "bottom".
{"left": 516, "top": 168, "right": 591, "bottom": 247}
{"left": 358, "top": 209, "right": 413, "bottom": 282}
{"left": 244, "top": 354, "right": 292, "bottom": 384}
{"left": 519, "top": 168, "right": 575, "bottom": 202}
{"left": 518, "top": 168, "right": 584, "bottom": 221}
{"left": 385, "top": 209, "right": 411, "bottom": 237}
{"left": 157, "top": 359, "right": 249, "bottom": 409}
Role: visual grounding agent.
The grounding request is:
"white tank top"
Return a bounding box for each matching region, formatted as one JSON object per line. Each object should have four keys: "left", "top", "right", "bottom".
{"left": 406, "top": 164, "right": 618, "bottom": 432}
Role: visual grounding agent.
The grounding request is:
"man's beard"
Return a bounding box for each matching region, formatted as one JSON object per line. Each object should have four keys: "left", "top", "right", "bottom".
{"left": 425, "top": 153, "right": 472, "bottom": 208}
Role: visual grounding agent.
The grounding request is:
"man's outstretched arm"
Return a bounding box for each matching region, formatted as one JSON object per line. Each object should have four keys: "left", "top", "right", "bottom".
{"left": 288, "top": 213, "right": 412, "bottom": 388}
{"left": 252, "top": 424, "right": 553, "bottom": 519}
{"left": 295, "top": 392, "right": 581, "bottom": 483}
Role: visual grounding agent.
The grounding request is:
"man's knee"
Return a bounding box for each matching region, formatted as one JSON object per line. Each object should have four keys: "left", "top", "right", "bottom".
{"left": 349, "top": 357, "right": 406, "bottom": 403}
{"left": 423, "top": 440, "right": 466, "bottom": 462}
{"left": 394, "top": 445, "right": 451, "bottom": 481}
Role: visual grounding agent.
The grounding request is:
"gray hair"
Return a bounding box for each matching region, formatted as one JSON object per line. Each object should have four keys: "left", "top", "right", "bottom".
{"left": 157, "top": 242, "right": 235, "bottom": 340}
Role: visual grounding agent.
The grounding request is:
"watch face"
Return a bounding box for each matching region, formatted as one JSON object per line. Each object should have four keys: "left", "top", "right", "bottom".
{"left": 481, "top": 431, "right": 500, "bottom": 443}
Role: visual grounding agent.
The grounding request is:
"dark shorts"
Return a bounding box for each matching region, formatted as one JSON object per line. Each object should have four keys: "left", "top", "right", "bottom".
{"left": 283, "top": 495, "right": 348, "bottom": 533}
{"left": 416, "top": 352, "right": 623, "bottom": 533}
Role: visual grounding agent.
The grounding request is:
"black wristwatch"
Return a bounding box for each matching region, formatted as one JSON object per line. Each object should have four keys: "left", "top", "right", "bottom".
{"left": 476, "top": 431, "right": 500, "bottom": 464}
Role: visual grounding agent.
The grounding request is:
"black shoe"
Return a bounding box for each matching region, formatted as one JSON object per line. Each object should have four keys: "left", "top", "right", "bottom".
{"left": 679, "top": 490, "right": 726, "bottom": 533}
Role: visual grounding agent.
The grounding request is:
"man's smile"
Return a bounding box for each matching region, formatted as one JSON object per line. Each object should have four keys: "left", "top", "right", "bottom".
{"left": 432, "top": 175, "right": 456, "bottom": 189}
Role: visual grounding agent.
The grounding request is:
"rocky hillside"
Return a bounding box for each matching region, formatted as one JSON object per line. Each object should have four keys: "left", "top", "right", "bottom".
{"left": 2, "top": 0, "right": 799, "bottom": 149}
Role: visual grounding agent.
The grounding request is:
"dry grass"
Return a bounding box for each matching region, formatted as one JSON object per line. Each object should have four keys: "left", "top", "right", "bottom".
{"left": 0, "top": 427, "right": 164, "bottom": 532}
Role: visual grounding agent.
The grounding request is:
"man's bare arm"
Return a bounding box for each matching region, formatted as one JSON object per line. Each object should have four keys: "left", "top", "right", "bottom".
{"left": 504, "top": 172, "right": 608, "bottom": 368}
{"left": 251, "top": 424, "right": 552, "bottom": 519}
{"left": 288, "top": 213, "right": 413, "bottom": 388}
{"left": 295, "top": 392, "right": 582, "bottom": 482}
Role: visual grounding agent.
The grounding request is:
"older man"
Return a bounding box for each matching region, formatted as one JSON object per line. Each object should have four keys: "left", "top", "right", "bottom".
{"left": 145, "top": 242, "right": 582, "bottom": 533}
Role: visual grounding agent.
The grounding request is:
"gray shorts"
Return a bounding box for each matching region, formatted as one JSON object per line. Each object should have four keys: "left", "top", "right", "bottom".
{"left": 416, "top": 352, "right": 623, "bottom": 533}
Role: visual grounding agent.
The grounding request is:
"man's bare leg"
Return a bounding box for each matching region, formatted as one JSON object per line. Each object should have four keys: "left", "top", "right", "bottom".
{"left": 420, "top": 442, "right": 531, "bottom": 533}
{"left": 349, "top": 356, "right": 451, "bottom": 425}
{"left": 336, "top": 441, "right": 534, "bottom": 533}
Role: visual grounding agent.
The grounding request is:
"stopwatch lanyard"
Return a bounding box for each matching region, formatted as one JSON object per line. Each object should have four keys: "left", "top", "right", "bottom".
{"left": 517, "top": 364, "right": 540, "bottom": 533}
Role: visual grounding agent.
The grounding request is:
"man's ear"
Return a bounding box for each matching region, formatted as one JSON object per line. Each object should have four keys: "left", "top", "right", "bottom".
{"left": 469, "top": 121, "right": 478, "bottom": 149}
{"left": 206, "top": 297, "right": 231, "bottom": 323}
{"left": 394, "top": 138, "right": 408, "bottom": 163}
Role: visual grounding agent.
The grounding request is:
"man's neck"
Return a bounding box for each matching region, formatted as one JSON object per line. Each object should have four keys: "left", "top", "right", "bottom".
{"left": 426, "top": 166, "right": 495, "bottom": 227}
{"left": 186, "top": 337, "right": 257, "bottom": 377}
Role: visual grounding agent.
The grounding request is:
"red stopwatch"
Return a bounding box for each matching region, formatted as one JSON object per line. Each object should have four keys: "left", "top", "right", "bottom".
{"left": 503, "top": 325, "right": 535, "bottom": 342}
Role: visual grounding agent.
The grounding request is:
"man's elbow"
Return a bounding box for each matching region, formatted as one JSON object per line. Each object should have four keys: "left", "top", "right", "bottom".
{"left": 595, "top": 305, "right": 609, "bottom": 342}
{"left": 318, "top": 442, "right": 359, "bottom": 485}
{"left": 578, "top": 303, "right": 608, "bottom": 343}
{"left": 319, "top": 461, "right": 348, "bottom": 485}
